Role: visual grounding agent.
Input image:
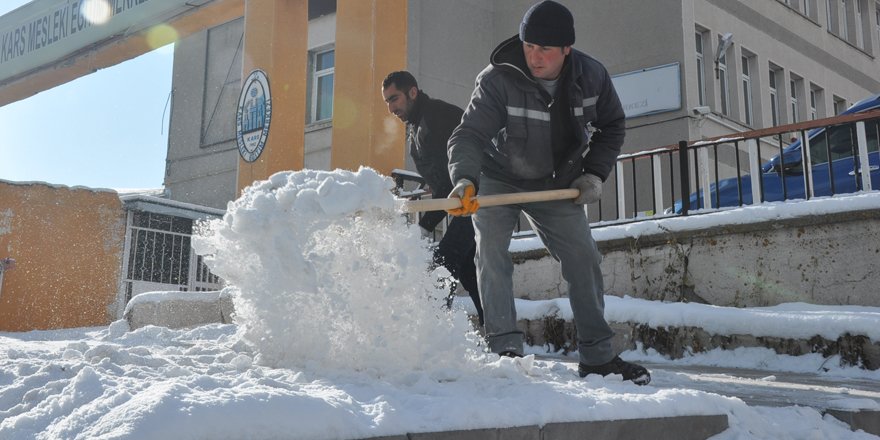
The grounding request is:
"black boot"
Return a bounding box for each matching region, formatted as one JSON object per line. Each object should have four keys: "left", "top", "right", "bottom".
{"left": 579, "top": 356, "right": 651, "bottom": 385}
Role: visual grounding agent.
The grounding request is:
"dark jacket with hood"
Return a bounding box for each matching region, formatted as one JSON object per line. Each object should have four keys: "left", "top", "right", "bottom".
{"left": 448, "top": 35, "right": 625, "bottom": 191}
{"left": 407, "top": 91, "right": 464, "bottom": 230}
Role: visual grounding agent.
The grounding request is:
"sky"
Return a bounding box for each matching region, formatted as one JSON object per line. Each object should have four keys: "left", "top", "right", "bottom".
{"left": 1, "top": 167, "right": 879, "bottom": 439}
{"left": 0, "top": 0, "right": 173, "bottom": 190}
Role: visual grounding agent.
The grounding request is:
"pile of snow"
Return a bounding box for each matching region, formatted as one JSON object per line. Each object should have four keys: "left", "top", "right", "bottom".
{"left": 192, "top": 167, "right": 484, "bottom": 374}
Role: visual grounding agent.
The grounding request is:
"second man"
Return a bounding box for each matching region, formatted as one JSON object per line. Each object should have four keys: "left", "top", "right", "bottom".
{"left": 382, "top": 71, "right": 484, "bottom": 326}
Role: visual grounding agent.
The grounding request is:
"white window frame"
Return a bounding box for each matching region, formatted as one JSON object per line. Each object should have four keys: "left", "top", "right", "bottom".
{"left": 854, "top": 0, "right": 864, "bottom": 48}
{"left": 310, "top": 48, "right": 335, "bottom": 123}
{"left": 718, "top": 42, "right": 730, "bottom": 116}
{"left": 827, "top": 0, "right": 836, "bottom": 29}
{"left": 786, "top": 0, "right": 815, "bottom": 17}
{"left": 833, "top": 96, "right": 847, "bottom": 115}
{"left": 769, "top": 68, "right": 780, "bottom": 126}
{"left": 695, "top": 31, "right": 707, "bottom": 106}
{"left": 841, "top": 0, "right": 850, "bottom": 40}
{"left": 809, "top": 88, "right": 818, "bottom": 120}
{"left": 790, "top": 78, "right": 800, "bottom": 123}
{"left": 741, "top": 55, "right": 753, "bottom": 126}
{"left": 876, "top": 2, "right": 880, "bottom": 48}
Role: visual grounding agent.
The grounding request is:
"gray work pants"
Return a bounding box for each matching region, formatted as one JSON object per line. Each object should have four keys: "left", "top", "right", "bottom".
{"left": 472, "top": 176, "right": 614, "bottom": 366}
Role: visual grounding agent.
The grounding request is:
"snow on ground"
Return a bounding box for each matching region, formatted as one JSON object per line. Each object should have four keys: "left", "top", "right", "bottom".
{"left": 1, "top": 168, "right": 879, "bottom": 439}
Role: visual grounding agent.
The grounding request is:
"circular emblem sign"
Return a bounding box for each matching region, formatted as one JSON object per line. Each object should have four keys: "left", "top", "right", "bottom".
{"left": 236, "top": 69, "right": 272, "bottom": 163}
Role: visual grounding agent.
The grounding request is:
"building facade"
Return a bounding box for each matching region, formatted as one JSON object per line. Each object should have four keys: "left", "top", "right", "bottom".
{"left": 164, "top": 0, "right": 880, "bottom": 210}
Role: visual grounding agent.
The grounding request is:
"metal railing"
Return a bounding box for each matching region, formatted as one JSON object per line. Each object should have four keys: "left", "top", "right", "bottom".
{"left": 393, "top": 109, "right": 880, "bottom": 235}
{"left": 594, "top": 109, "right": 880, "bottom": 224}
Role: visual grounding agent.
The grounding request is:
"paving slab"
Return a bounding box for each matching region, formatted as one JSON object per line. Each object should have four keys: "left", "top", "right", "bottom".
{"left": 825, "top": 409, "right": 880, "bottom": 436}
{"left": 542, "top": 415, "right": 728, "bottom": 440}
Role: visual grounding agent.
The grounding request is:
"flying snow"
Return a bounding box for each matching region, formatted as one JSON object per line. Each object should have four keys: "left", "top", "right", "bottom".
{"left": 192, "top": 167, "right": 486, "bottom": 374}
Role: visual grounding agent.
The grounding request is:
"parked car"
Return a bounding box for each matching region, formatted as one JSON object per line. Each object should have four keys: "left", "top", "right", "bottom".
{"left": 672, "top": 93, "right": 880, "bottom": 213}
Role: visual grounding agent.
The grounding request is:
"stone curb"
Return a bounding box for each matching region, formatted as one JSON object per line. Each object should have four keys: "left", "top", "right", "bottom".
{"left": 361, "top": 414, "right": 728, "bottom": 440}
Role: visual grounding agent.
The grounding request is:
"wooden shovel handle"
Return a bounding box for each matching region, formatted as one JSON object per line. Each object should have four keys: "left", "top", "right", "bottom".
{"left": 397, "top": 188, "right": 579, "bottom": 213}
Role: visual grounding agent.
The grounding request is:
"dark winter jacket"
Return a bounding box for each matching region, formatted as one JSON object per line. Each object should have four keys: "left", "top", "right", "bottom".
{"left": 407, "top": 91, "right": 465, "bottom": 230}
{"left": 448, "top": 35, "right": 626, "bottom": 191}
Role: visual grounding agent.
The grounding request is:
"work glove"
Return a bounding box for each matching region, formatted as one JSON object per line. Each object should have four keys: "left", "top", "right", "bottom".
{"left": 570, "top": 174, "right": 602, "bottom": 205}
{"left": 446, "top": 179, "right": 479, "bottom": 216}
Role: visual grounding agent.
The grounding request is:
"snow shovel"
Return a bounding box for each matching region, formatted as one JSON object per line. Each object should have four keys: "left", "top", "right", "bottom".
{"left": 397, "top": 188, "right": 579, "bottom": 213}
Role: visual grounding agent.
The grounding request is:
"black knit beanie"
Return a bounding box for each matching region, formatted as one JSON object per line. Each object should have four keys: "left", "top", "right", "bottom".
{"left": 519, "top": 0, "right": 575, "bottom": 47}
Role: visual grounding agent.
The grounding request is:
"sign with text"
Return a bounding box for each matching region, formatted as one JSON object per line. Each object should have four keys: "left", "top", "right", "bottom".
{"left": 611, "top": 62, "right": 682, "bottom": 119}
{"left": 0, "top": 0, "right": 191, "bottom": 84}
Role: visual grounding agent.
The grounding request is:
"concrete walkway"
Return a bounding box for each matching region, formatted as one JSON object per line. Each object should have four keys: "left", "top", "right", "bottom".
{"left": 554, "top": 358, "right": 880, "bottom": 437}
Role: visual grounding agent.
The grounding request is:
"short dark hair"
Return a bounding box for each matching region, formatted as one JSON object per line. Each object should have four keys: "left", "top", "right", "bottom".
{"left": 382, "top": 71, "right": 418, "bottom": 93}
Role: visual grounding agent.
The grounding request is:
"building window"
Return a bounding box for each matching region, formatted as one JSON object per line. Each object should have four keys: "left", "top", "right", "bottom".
{"left": 782, "top": 0, "right": 815, "bottom": 17}
{"left": 741, "top": 55, "right": 754, "bottom": 126}
{"left": 854, "top": 0, "right": 865, "bottom": 48}
{"left": 790, "top": 78, "right": 800, "bottom": 123}
{"left": 876, "top": 2, "right": 880, "bottom": 48}
{"left": 827, "top": 0, "right": 836, "bottom": 29}
{"left": 718, "top": 39, "right": 730, "bottom": 116}
{"left": 833, "top": 95, "right": 848, "bottom": 115}
{"left": 695, "top": 31, "right": 707, "bottom": 106}
{"left": 841, "top": 0, "right": 850, "bottom": 40}
{"left": 809, "top": 86, "right": 820, "bottom": 120}
{"left": 310, "top": 48, "right": 335, "bottom": 122}
{"left": 769, "top": 68, "right": 780, "bottom": 126}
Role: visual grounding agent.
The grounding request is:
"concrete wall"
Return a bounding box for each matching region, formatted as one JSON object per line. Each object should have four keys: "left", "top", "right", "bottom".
{"left": 512, "top": 205, "right": 880, "bottom": 308}
{"left": 0, "top": 181, "right": 126, "bottom": 331}
{"left": 165, "top": 18, "right": 241, "bottom": 210}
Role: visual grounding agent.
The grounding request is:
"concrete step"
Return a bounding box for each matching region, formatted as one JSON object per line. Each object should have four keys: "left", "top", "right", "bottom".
{"left": 517, "top": 317, "right": 880, "bottom": 372}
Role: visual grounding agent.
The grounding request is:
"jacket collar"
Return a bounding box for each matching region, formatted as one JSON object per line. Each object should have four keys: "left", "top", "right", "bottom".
{"left": 490, "top": 35, "right": 534, "bottom": 84}
{"left": 407, "top": 90, "right": 429, "bottom": 127}
{"left": 490, "top": 34, "right": 576, "bottom": 95}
